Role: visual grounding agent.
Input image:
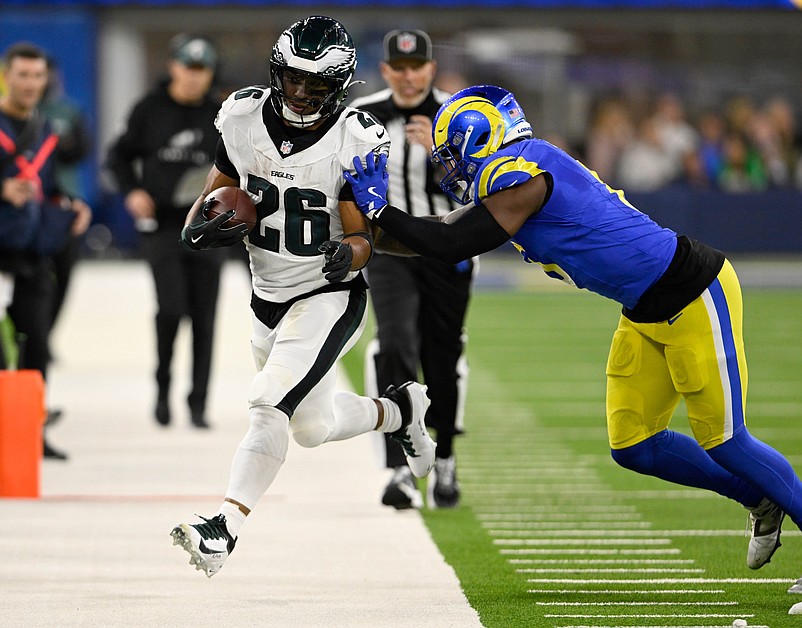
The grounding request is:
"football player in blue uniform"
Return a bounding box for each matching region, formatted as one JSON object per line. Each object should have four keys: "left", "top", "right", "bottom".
{"left": 345, "top": 84, "right": 802, "bottom": 585}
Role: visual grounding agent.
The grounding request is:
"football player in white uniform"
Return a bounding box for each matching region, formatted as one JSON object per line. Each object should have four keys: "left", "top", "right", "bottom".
{"left": 170, "top": 16, "right": 435, "bottom": 578}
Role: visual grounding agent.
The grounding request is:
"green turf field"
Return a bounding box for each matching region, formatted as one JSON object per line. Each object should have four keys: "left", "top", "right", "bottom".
{"left": 342, "top": 284, "right": 802, "bottom": 628}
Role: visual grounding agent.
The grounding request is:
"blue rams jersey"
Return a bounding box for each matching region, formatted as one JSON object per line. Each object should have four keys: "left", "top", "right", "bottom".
{"left": 474, "top": 139, "right": 678, "bottom": 309}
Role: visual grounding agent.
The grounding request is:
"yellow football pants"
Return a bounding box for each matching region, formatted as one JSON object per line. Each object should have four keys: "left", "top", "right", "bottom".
{"left": 606, "top": 259, "right": 747, "bottom": 451}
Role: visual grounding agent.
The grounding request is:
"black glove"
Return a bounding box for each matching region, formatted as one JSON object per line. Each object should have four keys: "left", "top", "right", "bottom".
{"left": 319, "top": 240, "right": 353, "bottom": 283}
{"left": 180, "top": 201, "right": 250, "bottom": 251}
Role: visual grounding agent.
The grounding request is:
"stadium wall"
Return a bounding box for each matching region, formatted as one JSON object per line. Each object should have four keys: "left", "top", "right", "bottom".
{"left": 1, "top": 5, "right": 801, "bottom": 254}
{"left": 628, "top": 187, "right": 802, "bottom": 253}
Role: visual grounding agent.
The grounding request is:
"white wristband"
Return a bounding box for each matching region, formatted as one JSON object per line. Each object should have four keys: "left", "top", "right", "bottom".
{"left": 365, "top": 204, "right": 387, "bottom": 221}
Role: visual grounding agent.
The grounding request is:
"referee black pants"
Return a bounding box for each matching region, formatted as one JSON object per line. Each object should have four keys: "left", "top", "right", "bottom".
{"left": 367, "top": 253, "right": 473, "bottom": 466}
{"left": 140, "top": 230, "right": 226, "bottom": 415}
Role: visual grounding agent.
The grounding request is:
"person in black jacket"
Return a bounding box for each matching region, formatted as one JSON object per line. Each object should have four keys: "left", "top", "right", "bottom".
{"left": 107, "top": 35, "right": 225, "bottom": 429}
{"left": 350, "top": 30, "right": 472, "bottom": 509}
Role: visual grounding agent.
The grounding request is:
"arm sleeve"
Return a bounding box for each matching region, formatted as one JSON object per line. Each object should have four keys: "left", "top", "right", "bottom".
{"left": 338, "top": 180, "right": 355, "bottom": 202}
{"left": 214, "top": 137, "right": 239, "bottom": 180}
{"left": 372, "top": 202, "right": 510, "bottom": 264}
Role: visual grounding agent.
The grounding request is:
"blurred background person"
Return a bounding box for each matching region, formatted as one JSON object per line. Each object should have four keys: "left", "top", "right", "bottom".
{"left": 583, "top": 97, "right": 634, "bottom": 185}
{"left": 717, "top": 131, "right": 768, "bottom": 193}
{"left": 616, "top": 116, "right": 677, "bottom": 192}
{"left": 695, "top": 109, "right": 727, "bottom": 188}
{"left": 106, "top": 34, "right": 224, "bottom": 429}
{"left": 351, "top": 29, "right": 472, "bottom": 510}
{"left": 0, "top": 42, "right": 92, "bottom": 459}
{"left": 651, "top": 92, "right": 700, "bottom": 184}
{"left": 39, "top": 54, "right": 93, "bottom": 381}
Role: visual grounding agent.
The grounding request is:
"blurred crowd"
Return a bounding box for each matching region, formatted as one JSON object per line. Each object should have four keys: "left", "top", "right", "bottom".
{"left": 574, "top": 92, "right": 802, "bottom": 193}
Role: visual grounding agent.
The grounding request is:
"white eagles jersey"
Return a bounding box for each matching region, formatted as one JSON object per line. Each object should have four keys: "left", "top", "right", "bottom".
{"left": 215, "top": 85, "right": 389, "bottom": 303}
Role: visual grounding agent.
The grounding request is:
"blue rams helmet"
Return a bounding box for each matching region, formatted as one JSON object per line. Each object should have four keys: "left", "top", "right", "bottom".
{"left": 431, "top": 85, "right": 533, "bottom": 204}
{"left": 270, "top": 16, "right": 358, "bottom": 128}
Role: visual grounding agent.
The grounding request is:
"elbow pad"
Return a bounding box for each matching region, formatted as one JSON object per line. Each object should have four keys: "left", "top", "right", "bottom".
{"left": 373, "top": 203, "right": 509, "bottom": 264}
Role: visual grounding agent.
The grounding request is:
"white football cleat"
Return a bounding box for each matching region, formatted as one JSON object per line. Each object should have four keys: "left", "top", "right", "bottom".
{"left": 171, "top": 514, "right": 236, "bottom": 578}
{"left": 746, "top": 497, "right": 784, "bottom": 569}
{"left": 384, "top": 382, "right": 435, "bottom": 478}
{"left": 789, "top": 601, "right": 802, "bottom": 614}
{"left": 788, "top": 577, "right": 802, "bottom": 594}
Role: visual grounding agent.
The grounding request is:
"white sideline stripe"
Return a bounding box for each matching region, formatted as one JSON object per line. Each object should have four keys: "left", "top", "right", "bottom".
{"left": 468, "top": 485, "right": 609, "bottom": 493}
{"left": 510, "top": 559, "right": 695, "bottom": 564}
{"left": 462, "top": 456, "right": 599, "bottom": 463}
{"left": 500, "top": 549, "right": 681, "bottom": 554}
{"left": 619, "top": 490, "right": 730, "bottom": 499}
{"left": 537, "top": 601, "right": 738, "bottom": 606}
{"left": 493, "top": 539, "right": 673, "bottom": 545}
{"left": 488, "top": 528, "right": 767, "bottom": 537}
{"left": 473, "top": 496, "right": 629, "bottom": 503}
{"left": 476, "top": 513, "right": 642, "bottom": 521}
{"left": 545, "top": 614, "right": 754, "bottom": 618}
{"left": 527, "top": 589, "right": 726, "bottom": 594}
{"left": 472, "top": 499, "right": 626, "bottom": 506}
{"left": 526, "top": 578, "right": 792, "bottom": 584}
{"left": 475, "top": 505, "right": 637, "bottom": 513}
{"left": 462, "top": 468, "right": 597, "bottom": 477}
{"left": 517, "top": 568, "right": 705, "bottom": 574}
{"left": 482, "top": 521, "right": 653, "bottom": 529}
{"left": 557, "top": 625, "right": 768, "bottom": 628}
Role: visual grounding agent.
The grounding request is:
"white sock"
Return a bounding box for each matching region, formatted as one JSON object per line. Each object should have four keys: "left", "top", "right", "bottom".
{"left": 217, "top": 501, "right": 246, "bottom": 538}
{"left": 326, "top": 391, "right": 383, "bottom": 442}
{"left": 377, "top": 398, "right": 402, "bottom": 433}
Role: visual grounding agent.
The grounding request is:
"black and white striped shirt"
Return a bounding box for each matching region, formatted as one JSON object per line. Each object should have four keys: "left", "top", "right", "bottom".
{"left": 350, "top": 87, "right": 455, "bottom": 218}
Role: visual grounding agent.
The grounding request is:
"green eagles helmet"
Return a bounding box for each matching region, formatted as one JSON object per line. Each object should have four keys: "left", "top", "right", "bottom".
{"left": 270, "top": 16, "right": 358, "bottom": 128}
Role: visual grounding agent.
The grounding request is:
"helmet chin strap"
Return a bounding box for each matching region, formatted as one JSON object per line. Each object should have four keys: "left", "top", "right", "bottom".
{"left": 281, "top": 103, "right": 324, "bottom": 128}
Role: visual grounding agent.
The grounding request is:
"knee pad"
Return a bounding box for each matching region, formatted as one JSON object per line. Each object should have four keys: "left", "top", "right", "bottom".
{"left": 611, "top": 432, "right": 665, "bottom": 474}
{"left": 241, "top": 406, "right": 289, "bottom": 461}
{"left": 249, "top": 367, "right": 294, "bottom": 409}
{"left": 290, "top": 413, "right": 331, "bottom": 448}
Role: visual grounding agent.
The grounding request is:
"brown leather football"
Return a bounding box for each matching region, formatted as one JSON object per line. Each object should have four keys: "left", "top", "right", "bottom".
{"left": 203, "top": 186, "right": 257, "bottom": 229}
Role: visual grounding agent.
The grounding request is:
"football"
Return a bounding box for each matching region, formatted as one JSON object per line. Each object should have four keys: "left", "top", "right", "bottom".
{"left": 203, "top": 186, "right": 258, "bottom": 230}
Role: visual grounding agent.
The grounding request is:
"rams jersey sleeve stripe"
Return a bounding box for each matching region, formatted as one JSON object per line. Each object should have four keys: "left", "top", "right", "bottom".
{"left": 477, "top": 155, "right": 545, "bottom": 200}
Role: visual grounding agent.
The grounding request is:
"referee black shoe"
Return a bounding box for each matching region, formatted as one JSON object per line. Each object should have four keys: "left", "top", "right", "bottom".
{"left": 381, "top": 466, "right": 423, "bottom": 510}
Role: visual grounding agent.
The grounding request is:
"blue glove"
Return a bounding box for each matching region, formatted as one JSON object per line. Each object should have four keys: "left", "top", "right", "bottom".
{"left": 343, "top": 152, "right": 389, "bottom": 219}
{"left": 319, "top": 240, "right": 353, "bottom": 283}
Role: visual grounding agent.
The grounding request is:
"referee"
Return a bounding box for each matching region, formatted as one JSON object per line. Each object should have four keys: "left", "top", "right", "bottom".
{"left": 351, "top": 30, "right": 474, "bottom": 509}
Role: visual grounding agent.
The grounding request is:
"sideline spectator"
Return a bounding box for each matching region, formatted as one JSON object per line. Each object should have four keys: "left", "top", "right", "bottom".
{"left": 0, "top": 42, "right": 92, "bottom": 459}
{"left": 107, "top": 35, "right": 224, "bottom": 429}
